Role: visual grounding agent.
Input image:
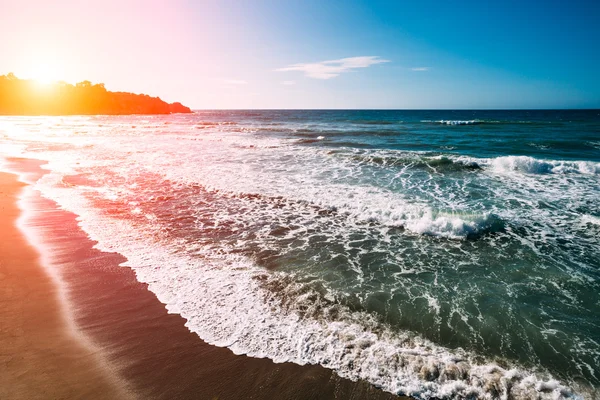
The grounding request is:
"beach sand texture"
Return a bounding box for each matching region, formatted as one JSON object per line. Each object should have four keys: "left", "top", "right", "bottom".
{"left": 0, "top": 170, "right": 131, "bottom": 399}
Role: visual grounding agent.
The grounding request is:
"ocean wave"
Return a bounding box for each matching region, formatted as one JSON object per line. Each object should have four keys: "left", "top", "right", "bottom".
{"left": 194, "top": 121, "right": 237, "bottom": 126}
{"left": 194, "top": 121, "right": 241, "bottom": 131}
{"left": 405, "top": 211, "right": 504, "bottom": 239}
{"left": 416, "top": 156, "right": 482, "bottom": 172}
{"left": 227, "top": 187, "right": 500, "bottom": 240}
{"left": 4, "top": 113, "right": 599, "bottom": 400}
{"left": 420, "top": 120, "right": 484, "bottom": 125}
{"left": 419, "top": 119, "right": 559, "bottom": 126}
{"left": 336, "top": 199, "right": 500, "bottom": 240}
{"left": 489, "top": 156, "right": 600, "bottom": 175}
{"left": 335, "top": 201, "right": 502, "bottom": 240}
{"left": 256, "top": 127, "right": 313, "bottom": 134}
{"left": 29, "top": 175, "right": 584, "bottom": 399}
{"left": 346, "top": 152, "right": 482, "bottom": 173}
{"left": 436, "top": 120, "right": 482, "bottom": 125}
{"left": 296, "top": 136, "right": 325, "bottom": 144}
{"left": 581, "top": 214, "right": 600, "bottom": 226}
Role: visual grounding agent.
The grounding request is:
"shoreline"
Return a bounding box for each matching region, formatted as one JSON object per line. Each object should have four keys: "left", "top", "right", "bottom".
{"left": 1, "top": 157, "right": 405, "bottom": 399}
{"left": 0, "top": 167, "right": 132, "bottom": 400}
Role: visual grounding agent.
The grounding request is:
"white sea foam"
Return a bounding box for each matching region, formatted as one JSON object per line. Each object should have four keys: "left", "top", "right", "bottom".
{"left": 436, "top": 120, "right": 480, "bottom": 125}
{"left": 489, "top": 156, "right": 600, "bottom": 175}
{"left": 407, "top": 212, "right": 502, "bottom": 238}
{"left": 420, "top": 120, "right": 481, "bottom": 125}
{"left": 29, "top": 170, "right": 583, "bottom": 399}
{"left": 490, "top": 156, "right": 555, "bottom": 174}
{"left": 581, "top": 214, "right": 600, "bottom": 226}
{"left": 1, "top": 116, "right": 597, "bottom": 399}
{"left": 294, "top": 189, "right": 500, "bottom": 239}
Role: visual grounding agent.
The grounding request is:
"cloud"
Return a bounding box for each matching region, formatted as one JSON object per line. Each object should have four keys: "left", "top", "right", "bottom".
{"left": 411, "top": 67, "right": 430, "bottom": 71}
{"left": 276, "top": 56, "right": 389, "bottom": 79}
{"left": 223, "top": 79, "right": 248, "bottom": 85}
{"left": 282, "top": 80, "right": 296, "bottom": 85}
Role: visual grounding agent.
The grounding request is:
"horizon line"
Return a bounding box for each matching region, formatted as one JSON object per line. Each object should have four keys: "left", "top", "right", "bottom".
{"left": 188, "top": 108, "right": 600, "bottom": 111}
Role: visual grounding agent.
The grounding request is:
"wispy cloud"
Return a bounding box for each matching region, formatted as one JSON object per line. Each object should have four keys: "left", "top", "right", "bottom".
{"left": 411, "top": 67, "right": 430, "bottom": 71}
{"left": 223, "top": 79, "right": 248, "bottom": 85}
{"left": 277, "top": 56, "right": 389, "bottom": 79}
{"left": 282, "top": 80, "right": 296, "bottom": 85}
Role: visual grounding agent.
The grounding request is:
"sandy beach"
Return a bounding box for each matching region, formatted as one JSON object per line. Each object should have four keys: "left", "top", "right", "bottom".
{"left": 0, "top": 169, "right": 131, "bottom": 399}
{"left": 0, "top": 158, "right": 403, "bottom": 399}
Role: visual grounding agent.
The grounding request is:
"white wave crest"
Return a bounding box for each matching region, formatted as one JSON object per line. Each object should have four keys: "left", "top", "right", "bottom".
{"left": 405, "top": 211, "right": 503, "bottom": 239}
{"left": 436, "top": 120, "right": 480, "bottom": 125}
{"left": 491, "top": 156, "right": 554, "bottom": 174}
{"left": 490, "top": 156, "right": 600, "bottom": 175}
{"left": 581, "top": 214, "right": 600, "bottom": 226}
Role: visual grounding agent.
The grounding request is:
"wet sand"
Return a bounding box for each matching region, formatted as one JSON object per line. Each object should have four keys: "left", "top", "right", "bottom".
{"left": 1, "top": 158, "right": 405, "bottom": 400}
{"left": 0, "top": 170, "right": 131, "bottom": 400}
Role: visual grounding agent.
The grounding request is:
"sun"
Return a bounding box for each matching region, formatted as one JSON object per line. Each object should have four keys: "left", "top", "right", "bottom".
{"left": 28, "top": 62, "right": 62, "bottom": 85}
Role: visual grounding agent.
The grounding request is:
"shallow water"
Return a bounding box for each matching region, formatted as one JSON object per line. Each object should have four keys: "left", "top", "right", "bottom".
{"left": 1, "top": 110, "right": 599, "bottom": 399}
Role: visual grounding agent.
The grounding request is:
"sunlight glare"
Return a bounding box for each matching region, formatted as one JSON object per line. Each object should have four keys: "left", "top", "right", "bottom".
{"left": 28, "top": 62, "right": 62, "bottom": 85}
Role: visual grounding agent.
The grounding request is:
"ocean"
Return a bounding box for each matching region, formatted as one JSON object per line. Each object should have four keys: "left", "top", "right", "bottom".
{"left": 1, "top": 110, "right": 599, "bottom": 399}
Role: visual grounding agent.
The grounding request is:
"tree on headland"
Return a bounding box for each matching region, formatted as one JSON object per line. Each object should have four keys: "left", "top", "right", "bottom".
{"left": 76, "top": 80, "right": 92, "bottom": 88}
{"left": 0, "top": 73, "right": 192, "bottom": 115}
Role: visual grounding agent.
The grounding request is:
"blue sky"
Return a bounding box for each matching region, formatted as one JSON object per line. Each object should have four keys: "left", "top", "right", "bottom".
{"left": 1, "top": 0, "right": 599, "bottom": 108}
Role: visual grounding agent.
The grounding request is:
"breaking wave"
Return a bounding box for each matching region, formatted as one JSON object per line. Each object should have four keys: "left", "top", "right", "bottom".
{"left": 405, "top": 211, "right": 504, "bottom": 239}
{"left": 347, "top": 151, "right": 599, "bottom": 177}
{"left": 30, "top": 172, "right": 584, "bottom": 399}
{"left": 489, "top": 156, "right": 600, "bottom": 175}
{"left": 419, "top": 120, "right": 562, "bottom": 126}
{"left": 346, "top": 152, "right": 482, "bottom": 172}
{"left": 434, "top": 120, "right": 482, "bottom": 125}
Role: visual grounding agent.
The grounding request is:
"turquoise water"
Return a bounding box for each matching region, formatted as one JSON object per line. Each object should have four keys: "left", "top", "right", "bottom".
{"left": 1, "top": 110, "right": 599, "bottom": 399}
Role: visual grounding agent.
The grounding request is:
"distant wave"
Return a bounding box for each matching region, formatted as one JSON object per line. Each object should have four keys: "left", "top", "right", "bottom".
{"left": 346, "top": 152, "right": 482, "bottom": 172}
{"left": 488, "top": 156, "right": 600, "bottom": 175}
{"left": 345, "top": 151, "right": 599, "bottom": 176}
{"left": 194, "top": 121, "right": 238, "bottom": 129}
{"left": 435, "top": 120, "right": 482, "bottom": 125}
{"left": 588, "top": 141, "right": 600, "bottom": 150}
{"left": 296, "top": 136, "right": 325, "bottom": 144}
{"left": 257, "top": 127, "right": 325, "bottom": 135}
{"left": 414, "top": 156, "right": 482, "bottom": 172}
{"left": 420, "top": 120, "right": 484, "bottom": 125}
{"left": 420, "top": 120, "right": 557, "bottom": 126}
